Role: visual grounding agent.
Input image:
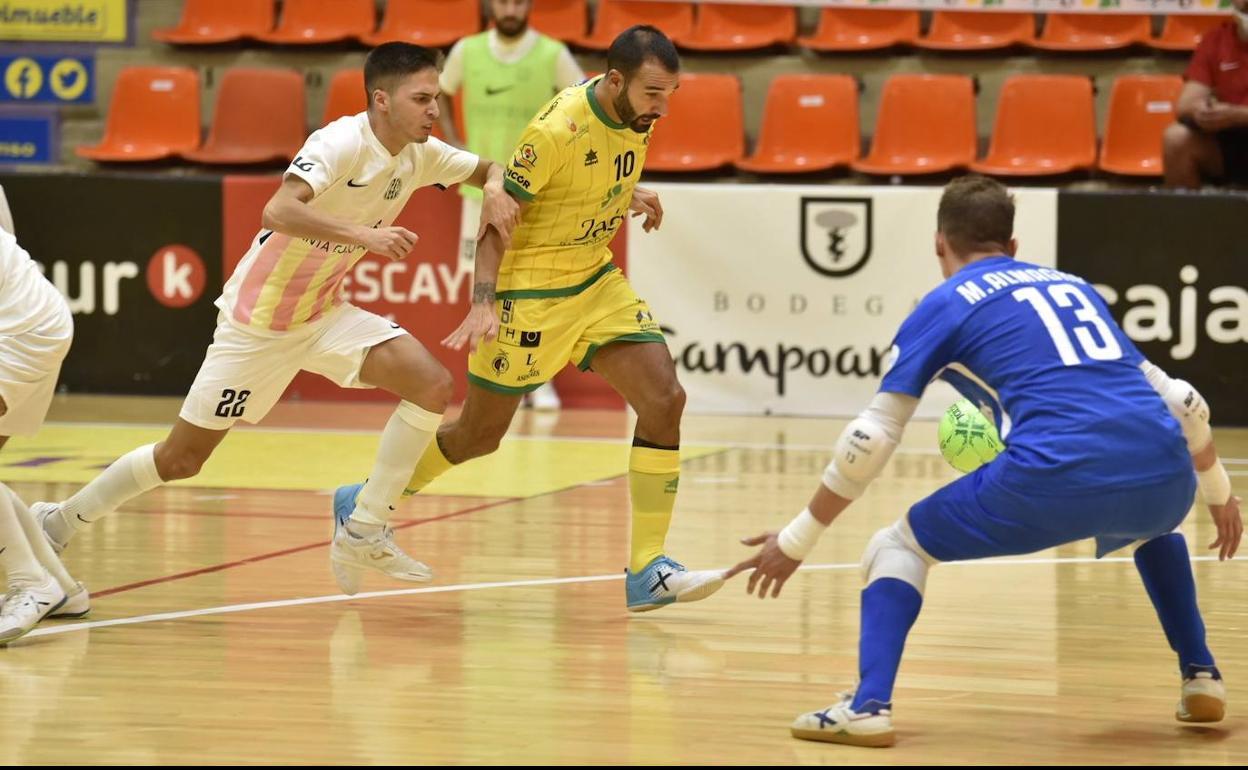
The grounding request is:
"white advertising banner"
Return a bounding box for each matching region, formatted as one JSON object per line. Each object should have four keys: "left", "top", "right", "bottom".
{"left": 628, "top": 183, "right": 1058, "bottom": 418}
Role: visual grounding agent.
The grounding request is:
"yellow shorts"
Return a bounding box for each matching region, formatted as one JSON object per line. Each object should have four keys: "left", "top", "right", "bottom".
{"left": 468, "top": 265, "right": 664, "bottom": 394}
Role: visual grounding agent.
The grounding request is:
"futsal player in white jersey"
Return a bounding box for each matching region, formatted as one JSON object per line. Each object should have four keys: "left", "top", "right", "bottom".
{"left": 0, "top": 187, "right": 91, "bottom": 644}
{"left": 34, "top": 44, "right": 520, "bottom": 595}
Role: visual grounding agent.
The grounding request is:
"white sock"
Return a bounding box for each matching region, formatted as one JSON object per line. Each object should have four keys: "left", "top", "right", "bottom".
{"left": 351, "top": 402, "right": 442, "bottom": 527}
{"left": 56, "top": 443, "right": 163, "bottom": 540}
{"left": 8, "top": 488, "right": 75, "bottom": 594}
{"left": 0, "top": 487, "right": 46, "bottom": 587}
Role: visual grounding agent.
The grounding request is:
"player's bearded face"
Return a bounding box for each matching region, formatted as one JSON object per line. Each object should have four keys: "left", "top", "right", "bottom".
{"left": 613, "top": 63, "right": 678, "bottom": 134}
{"left": 492, "top": 0, "right": 529, "bottom": 36}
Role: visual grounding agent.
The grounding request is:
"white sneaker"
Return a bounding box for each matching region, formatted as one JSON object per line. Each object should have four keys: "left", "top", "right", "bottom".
{"left": 0, "top": 574, "right": 67, "bottom": 645}
{"left": 3, "top": 580, "right": 90, "bottom": 619}
{"left": 330, "top": 522, "right": 433, "bottom": 596}
{"left": 31, "top": 502, "right": 70, "bottom": 554}
{"left": 50, "top": 581, "right": 89, "bottom": 619}
{"left": 791, "top": 692, "right": 896, "bottom": 748}
{"left": 1177, "top": 664, "right": 1226, "bottom": 723}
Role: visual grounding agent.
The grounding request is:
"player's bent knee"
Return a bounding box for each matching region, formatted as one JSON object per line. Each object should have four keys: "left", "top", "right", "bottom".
{"left": 419, "top": 367, "right": 453, "bottom": 413}
{"left": 638, "top": 381, "right": 685, "bottom": 425}
{"left": 668, "top": 382, "right": 687, "bottom": 417}
{"left": 860, "top": 519, "right": 936, "bottom": 595}
{"left": 383, "top": 360, "right": 453, "bottom": 413}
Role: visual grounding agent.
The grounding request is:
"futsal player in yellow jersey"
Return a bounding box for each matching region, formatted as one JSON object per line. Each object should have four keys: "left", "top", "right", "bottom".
{"left": 336, "top": 26, "right": 726, "bottom": 611}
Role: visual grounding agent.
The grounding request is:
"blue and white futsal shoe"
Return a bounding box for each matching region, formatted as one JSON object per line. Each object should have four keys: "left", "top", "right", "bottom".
{"left": 625, "top": 555, "right": 724, "bottom": 612}
{"left": 1178, "top": 663, "right": 1226, "bottom": 723}
{"left": 790, "top": 691, "right": 895, "bottom": 748}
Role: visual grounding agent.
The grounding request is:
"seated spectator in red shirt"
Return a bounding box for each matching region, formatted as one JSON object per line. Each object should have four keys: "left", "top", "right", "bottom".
{"left": 1164, "top": 0, "right": 1248, "bottom": 189}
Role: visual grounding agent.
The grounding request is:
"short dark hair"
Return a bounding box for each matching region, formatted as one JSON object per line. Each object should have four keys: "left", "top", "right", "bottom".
{"left": 364, "top": 42, "right": 441, "bottom": 103}
{"left": 937, "top": 175, "right": 1015, "bottom": 256}
{"left": 606, "top": 25, "right": 680, "bottom": 79}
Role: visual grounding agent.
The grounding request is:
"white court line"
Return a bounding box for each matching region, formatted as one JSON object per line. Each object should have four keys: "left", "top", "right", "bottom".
{"left": 24, "top": 574, "right": 625, "bottom": 640}
{"left": 23, "top": 553, "right": 1237, "bottom": 641}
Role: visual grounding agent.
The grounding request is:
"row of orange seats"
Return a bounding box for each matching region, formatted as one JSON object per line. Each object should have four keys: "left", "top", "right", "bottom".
{"left": 155, "top": 0, "right": 1226, "bottom": 52}
{"left": 660, "top": 72, "right": 1179, "bottom": 177}
{"left": 80, "top": 67, "right": 313, "bottom": 164}
{"left": 79, "top": 65, "right": 1178, "bottom": 178}
{"left": 78, "top": 67, "right": 456, "bottom": 163}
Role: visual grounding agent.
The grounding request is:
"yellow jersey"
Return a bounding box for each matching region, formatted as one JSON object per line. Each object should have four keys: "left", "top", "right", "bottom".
{"left": 500, "top": 76, "right": 651, "bottom": 298}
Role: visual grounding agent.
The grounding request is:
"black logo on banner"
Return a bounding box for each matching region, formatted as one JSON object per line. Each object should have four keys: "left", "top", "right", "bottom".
{"left": 799, "top": 197, "right": 872, "bottom": 279}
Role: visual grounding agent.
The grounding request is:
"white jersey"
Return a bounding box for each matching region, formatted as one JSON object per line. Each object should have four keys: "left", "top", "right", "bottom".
{"left": 0, "top": 228, "right": 67, "bottom": 335}
{"left": 217, "top": 113, "right": 479, "bottom": 336}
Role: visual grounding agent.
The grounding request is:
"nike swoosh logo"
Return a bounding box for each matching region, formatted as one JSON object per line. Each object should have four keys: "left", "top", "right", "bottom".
{"left": 485, "top": 85, "right": 514, "bottom": 96}
{"left": 77, "top": 514, "right": 90, "bottom": 523}
{"left": 390, "top": 323, "right": 401, "bottom": 330}
{"left": 347, "top": 179, "right": 368, "bottom": 188}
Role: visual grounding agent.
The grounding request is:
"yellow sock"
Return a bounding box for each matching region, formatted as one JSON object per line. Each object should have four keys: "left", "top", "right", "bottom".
{"left": 629, "top": 445, "right": 680, "bottom": 573}
{"left": 404, "top": 437, "right": 454, "bottom": 496}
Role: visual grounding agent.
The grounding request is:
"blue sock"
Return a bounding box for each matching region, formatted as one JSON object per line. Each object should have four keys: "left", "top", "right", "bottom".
{"left": 1134, "top": 533, "right": 1214, "bottom": 670}
{"left": 851, "top": 577, "right": 923, "bottom": 712}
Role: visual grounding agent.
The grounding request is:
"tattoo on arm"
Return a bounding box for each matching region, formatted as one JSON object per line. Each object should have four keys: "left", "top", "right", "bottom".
{"left": 473, "top": 282, "right": 496, "bottom": 304}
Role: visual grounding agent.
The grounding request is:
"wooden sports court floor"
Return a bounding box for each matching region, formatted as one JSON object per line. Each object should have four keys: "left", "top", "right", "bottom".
{"left": 0, "top": 394, "right": 1244, "bottom": 764}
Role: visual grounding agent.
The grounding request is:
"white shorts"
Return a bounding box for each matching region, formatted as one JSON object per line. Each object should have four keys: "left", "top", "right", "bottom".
{"left": 0, "top": 304, "right": 73, "bottom": 437}
{"left": 179, "top": 303, "right": 407, "bottom": 431}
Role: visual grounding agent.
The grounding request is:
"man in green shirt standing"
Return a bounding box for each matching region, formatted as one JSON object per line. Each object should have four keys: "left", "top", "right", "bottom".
{"left": 438, "top": 0, "right": 584, "bottom": 410}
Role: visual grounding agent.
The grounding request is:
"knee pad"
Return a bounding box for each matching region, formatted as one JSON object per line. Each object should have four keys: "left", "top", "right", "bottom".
{"left": 860, "top": 518, "right": 937, "bottom": 595}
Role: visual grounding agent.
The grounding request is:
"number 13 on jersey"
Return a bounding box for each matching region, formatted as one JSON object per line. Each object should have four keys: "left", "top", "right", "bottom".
{"left": 1013, "top": 283, "right": 1123, "bottom": 366}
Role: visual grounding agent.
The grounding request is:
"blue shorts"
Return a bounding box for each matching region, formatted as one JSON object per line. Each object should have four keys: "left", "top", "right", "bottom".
{"left": 908, "top": 464, "right": 1197, "bottom": 562}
